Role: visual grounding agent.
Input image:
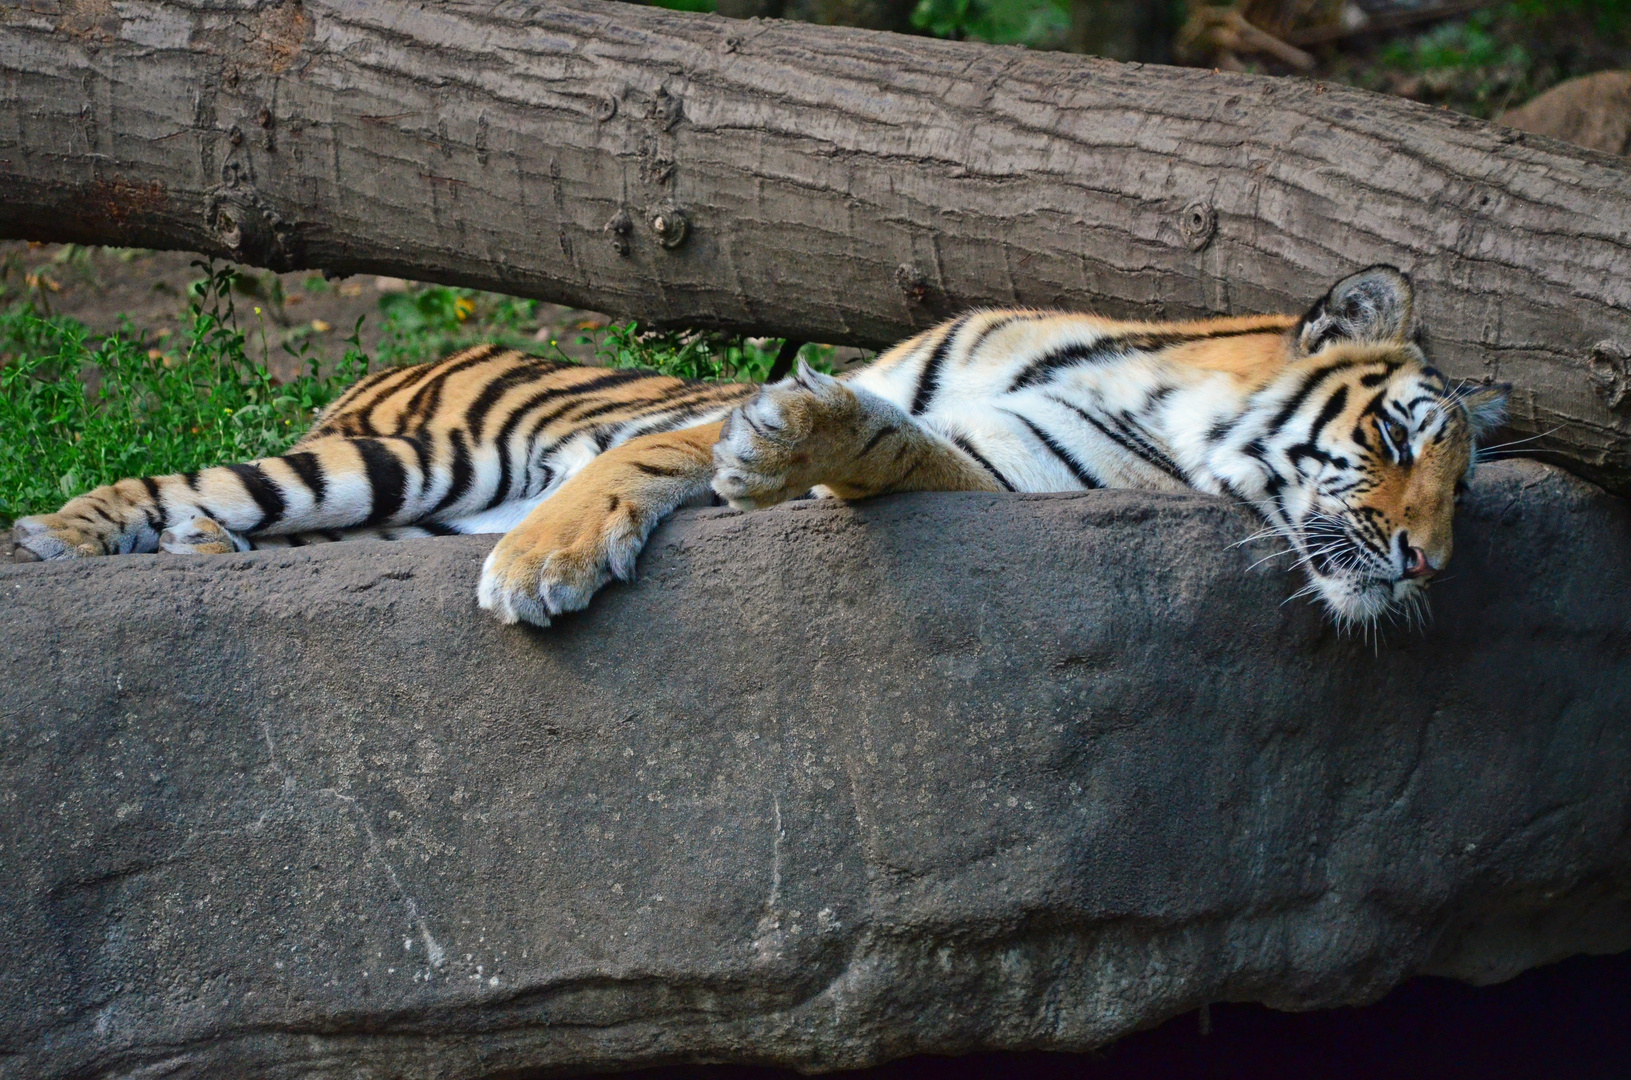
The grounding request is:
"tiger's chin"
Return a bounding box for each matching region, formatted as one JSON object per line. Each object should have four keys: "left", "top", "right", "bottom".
{"left": 1306, "top": 571, "right": 1427, "bottom": 629}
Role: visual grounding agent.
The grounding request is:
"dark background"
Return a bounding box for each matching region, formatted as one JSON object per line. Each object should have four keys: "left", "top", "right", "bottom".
{"left": 609, "top": 952, "right": 1631, "bottom": 1080}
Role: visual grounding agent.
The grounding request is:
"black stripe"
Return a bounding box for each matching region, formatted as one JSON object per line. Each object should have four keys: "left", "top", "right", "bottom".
{"left": 462, "top": 368, "right": 533, "bottom": 443}
{"left": 633, "top": 461, "right": 689, "bottom": 478}
{"left": 428, "top": 429, "right": 475, "bottom": 517}
{"left": 349, "top": 362, "right": 443, "bottom": 432}
{"left": 286, "top": 533, "right": 308, "bottom": 547}
{"left": 950, "top": 435, "right": 1015, "bottom": 491}
{"left": 623, "top": 406, "right": 704, "bottom": 436}
{"left": 1309, "top": 385, "right": 1350, "bottom": 442}
{"left": 1108, "top": 412, "right": 1187, "bottom": 481}
{"left": 1011, "top": 413, "right": 1101, "bottom": 489}
{"left": 513, "top": 381, "right": 747, "bottom": 489}
{"left": 1278, "top": 385, "right": 1356, "bottom": 479}
{"left": 515, "top": 373, "right": 675, "bottom": 452}
{"left": 419, "top": 520, "right": 459, "bottom": 536}
{"left": 502, "top": 385, "right": 593, "bottom": 481}
{"left": 1267, "top": 359, "right": 1362, "bottom": 433}
{"left": 1046, "top": 396, "right": 1186, "bottom": 483}
{"left": 224, "top": 463, "right": 287, "bottom": 532}
{"left": 402, "top": 435, "right": 434, "bottom": 492}
{"left": 468, "top": 366, "right": 646, "bottom": 442}
{"left": 400, "top": 347, "right": 514, "bottom": 430}
{"left": 1282, "top": 386, "right": 1354, "bottom": 474}
{"left": 859, "top": 426, "right": 897, "bottom": 457}
{"left": 624, "top": 381, "right": 755, "bottom": 416}
{"left": 141, "top": 475, "right": 161, "bottom": 505}
{"left": 461, "top": 360, "right": 552, "bottom": 442}
{"left": 282, "top": 451, "right": 327, "bottom": 506}
{"left": 318, "top": 364, "right": 405, "bottom": 421}
{"left": 183, "top": 470, "right": 201, "bottom": 491}
{"left": 1008, "top": 327, "right": 1268, "bottom": 393}
{"left": 571, "top": 396, "right": 672, "bottom": 427}
{"left": 484, "top": 376, "right": 642, "bottom": 510}
{"left": 911, "top": 315, "right": 971, "bottom": 416}
{"left": 354, "top": 439, "right": 408, "bottom": 526}
{"left": 964, "top": 314, "right": 1022, "bottom": 359}
{"left": 383, "top": 364, "right": 466, "bottom": 435}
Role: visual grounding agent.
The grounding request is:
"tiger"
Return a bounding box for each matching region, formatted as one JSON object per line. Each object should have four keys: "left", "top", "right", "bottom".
{"left": 7, "top": 266, "right": 1506, "bottom": 629}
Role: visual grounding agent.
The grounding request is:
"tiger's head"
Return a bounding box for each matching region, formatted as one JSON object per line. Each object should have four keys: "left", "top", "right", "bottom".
{"left": 1249, "top": 266, "right": 1508, "bottom": 627}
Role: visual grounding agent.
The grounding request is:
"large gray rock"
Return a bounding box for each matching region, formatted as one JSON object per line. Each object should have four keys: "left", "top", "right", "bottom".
{"left": 1, "top": 459, "right": 1628, "bottom": 1079}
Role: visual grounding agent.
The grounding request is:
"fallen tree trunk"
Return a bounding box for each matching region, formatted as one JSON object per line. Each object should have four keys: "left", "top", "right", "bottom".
{"left": 2, "top": 460, "right": 1630, "bottom": 1078}
{"left": 2, "top": 0, "right": 1630, "bottom": 493}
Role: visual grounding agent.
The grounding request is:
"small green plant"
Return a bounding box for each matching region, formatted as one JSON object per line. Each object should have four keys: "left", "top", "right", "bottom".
{"left": 912, "top": 0, "right": 1069, "bottom": 47}
{"left": 1380, "top": 12, "right": 1528, "bottom": 71}
{"left": 374, "top": 285, "right": 540, "bottom": 367}
{"left": 585, "top": 323, "right": 836, "bottom": 382}
{"left": 0, "top": 262, "right": 367, "bottom": 525}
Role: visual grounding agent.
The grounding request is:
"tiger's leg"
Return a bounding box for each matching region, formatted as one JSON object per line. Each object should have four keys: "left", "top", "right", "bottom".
{"left": 8, "top": 435, "right": 442, "bottom": 561}
{"left": 478, "top": 423, "right": 722, "bottom": 627}
{"left": 711, "top": 361, "right": 1004, "bottom": 509}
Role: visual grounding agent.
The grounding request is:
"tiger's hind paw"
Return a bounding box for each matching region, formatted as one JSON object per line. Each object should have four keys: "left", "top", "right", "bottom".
{"left": 477, "top": 498, "right": 653, "bottom": 628}
{"left": 159, "top": 516, "right": 248, "bottom": 555}
{"left": 711, "top": 361, "right": 858, "bottom": 509}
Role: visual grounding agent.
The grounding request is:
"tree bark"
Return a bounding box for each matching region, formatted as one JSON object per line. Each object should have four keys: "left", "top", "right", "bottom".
{"left": 2, "top": 0, "right": 1629, "bottom": 493}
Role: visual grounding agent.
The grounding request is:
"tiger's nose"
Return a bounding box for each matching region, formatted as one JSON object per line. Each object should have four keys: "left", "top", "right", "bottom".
{"left": 1403, "top": 546, "right": 1434, "bottom": 580}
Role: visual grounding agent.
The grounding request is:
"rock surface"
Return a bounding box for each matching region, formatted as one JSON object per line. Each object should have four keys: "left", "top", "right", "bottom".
{"left": 1, "top": 459, "right": 1629, "bottom": 1080}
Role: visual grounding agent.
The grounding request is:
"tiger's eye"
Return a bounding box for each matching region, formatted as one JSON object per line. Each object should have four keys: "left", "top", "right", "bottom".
{"left": 1384, "top": 418, "right": 1408, "bottom": 448}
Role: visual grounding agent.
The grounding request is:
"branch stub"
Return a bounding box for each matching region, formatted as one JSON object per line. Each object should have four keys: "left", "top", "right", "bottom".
{"left": 1180, "top": 201, "right": 1217, "bottom": 251}
{"left": 896, "top": 263, "right": 930, "bottom": 304}
{"left": 1589, "top": 341, "right": 1631, "bottom": 413}
{"left": 649, "top": 203, "right": 688, "bottom": 249}
{"left": 605, "top": 209, "right": 633, "bottom": 256}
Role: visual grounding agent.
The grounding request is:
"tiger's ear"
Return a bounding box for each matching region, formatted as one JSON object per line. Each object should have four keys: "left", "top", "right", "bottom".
{"left": 1296, "top": 266, "right": 1416, "bottom": 355}
{"left": 1455, "top": 382, "right": 1510, "bottom": 441}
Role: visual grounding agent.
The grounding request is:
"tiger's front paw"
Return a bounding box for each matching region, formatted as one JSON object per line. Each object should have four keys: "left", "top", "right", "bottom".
{"left": 10, "top": 514, "right": 105, "bottom": 562}
{"left": 476, "top": 497, "right": 655, "bottom": 627}
{"left": 711, "top": 361, "right": 859, "bottom": 509}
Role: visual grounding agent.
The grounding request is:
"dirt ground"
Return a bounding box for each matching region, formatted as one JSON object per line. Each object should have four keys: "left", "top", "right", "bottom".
{"left": 0, "top": 241, "right": 610, "bottom": 381}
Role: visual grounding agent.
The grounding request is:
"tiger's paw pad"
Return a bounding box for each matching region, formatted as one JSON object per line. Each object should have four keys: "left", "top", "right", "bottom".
{"left": 711, "top": 361, "right": 855, "bottom": 509}
{"left": 9, "top": 515, "right": 101, "bottom": 562}
{"left": 159, "top": 517, "right": 245, "bottom": 555}
{"left": 477, "top": 509, "right": 650, "bottom": 628}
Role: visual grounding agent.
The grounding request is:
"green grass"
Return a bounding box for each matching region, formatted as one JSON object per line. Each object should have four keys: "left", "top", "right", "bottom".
{"left": 0, "top": 264, "right": 837, "bottom": 526}
{"left": 0, "top": 264, "right": 367, "bottom": 526}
